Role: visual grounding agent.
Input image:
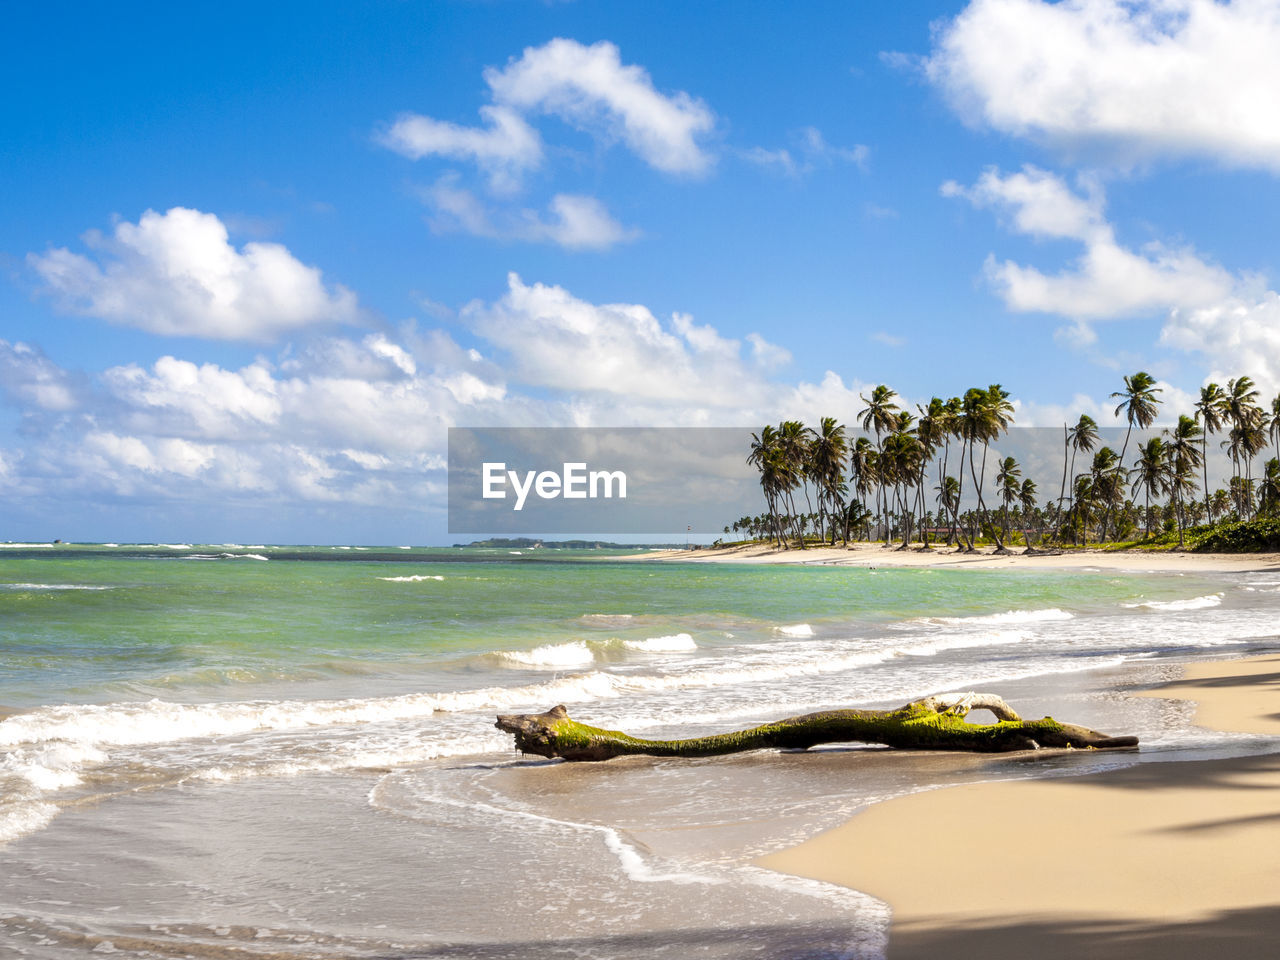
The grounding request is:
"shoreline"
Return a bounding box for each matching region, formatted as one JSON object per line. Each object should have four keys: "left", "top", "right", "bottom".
{"left": 627, "top": 541, "right": 1280, "bottom": 574}
{"left": 758, "top": 654, "right": 1280, "bottom": 959}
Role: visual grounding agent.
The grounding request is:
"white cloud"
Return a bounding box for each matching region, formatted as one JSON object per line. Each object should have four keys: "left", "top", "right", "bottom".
{"left": 1161, "top": 292, "right": 1280, "bottom": 397}
{"left": 382, "top": 38, "right": 715, "bottom": 187}
{"left": 379, "top": 105, "right": 542, "bottom": 194}
{"left": 948, "top": 165, "right": 1280, "bottom": 395}
{"left": 461, "top": 273, "right": 796, "bottom": 408}
{"left": 0, "top": 274, "right": 889, "bottom": 511}
{"left": 485, "top": 38, "right": 716, "bottom": 175}
{"left": 29, "top": 208, "right": 360, "bottom": 342}
{"left": 870, "top": 331, "right": 906, "bottom": 348}
{"left": 927, "top": 0, "right": 1280, "bottom": 171}
{"left": 424, "top": 178, "right": 637, "bottom": 250}
{"left": 0, "top": 340, "right": 80, "bottom": 411}
{"left": 945, "top": 166, "right": 1235, "bottom": 319}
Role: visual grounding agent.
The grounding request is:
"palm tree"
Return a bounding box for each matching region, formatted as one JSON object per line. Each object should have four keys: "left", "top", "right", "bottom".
{"left": 1089, "top": 447, "right": 1122, "bottom": 542}
{"left": 849, "top": 437, "right": 877, "bottom": 543}
{"left": 1018, "top": 478, "right": 1039, "bottom": 548}
{"left": 1259, "top": 458, "right": 1280, "bottom": 517}
{"left": 777, "top": 420, "right": 811, "bottom": 544}
{"left": 1107, "top": 372, "right": 1161, "bottom": 537}
{"left": 1270, "top": 394, "right": 1280, "bottom": 456}
{"left": 1195, "top": 383, "right": 1226, "bottom": 516}
{"left": 958, "top": 385, "right": 1014, "bottom": 550}
{"left": 1221, "top": 377, "right": 1261, "bottom": 502}
{"left": 1210, "top": 488, "right": 1231, "bottom": 522}
{"left": 809, "top": 417, "right": 848, "bottom": 543}
{"left": 935, "top": 475, "right": 960, "bottom": 543}
{"left": 995, "top": 456, "right": 1022, "bottom": 547}
{"left": 1163, "top": 415, "right": 1204, "bottom": 548}
{"left": 747, "top": 426, "right": 790, "bottom": 547}
{"left": 1060, "top": 414, "right": 1099, "bottom": 541}
{"left": 915, "top": 399, "right": 948, "bottom": 549}
{"left": 1129, "top": 437, "right": 1168, "bottom": 538}
{"left": 859, "top": 385, "right": 900, "bottom": 540}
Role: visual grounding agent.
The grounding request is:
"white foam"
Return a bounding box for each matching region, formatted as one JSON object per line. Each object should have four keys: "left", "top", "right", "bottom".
{"left": 378, "top": 575, "right": 445, "bottom": 582}
{"left": 776, "top": 623, "right": 815, "bottom": 637}
{"left": 928, "top": 608, "right": 1074, "bottom": 626}
{"left": 221, "top": 553, "right": 268, "bottom": 561}
{"left": 623, "top": 633, "right": 697, "bottom": 653}
{"left": 1, "top": 583, "right": 113, "bottom": 591}
{"left": 1, "top": 741, "right": 105, "bottom": 790}
{"left": 0, "top": 800, "right": 60, "bottom": 845}
{"left": 0, "top": 543, "right": 54, "bottom": 549}
{"left": 1124, "top": 594, "right": 1223, "bottom": 612}
{"left": 159, "top": 544, "right": 192, "bottom": 550}
{"left": 497, "top": 641, "right": 596, "bottom": 668}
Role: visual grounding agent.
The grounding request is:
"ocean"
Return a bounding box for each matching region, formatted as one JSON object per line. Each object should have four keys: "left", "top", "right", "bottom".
{"left": 2, "top": 544, "right": 1279, "bottom": 959}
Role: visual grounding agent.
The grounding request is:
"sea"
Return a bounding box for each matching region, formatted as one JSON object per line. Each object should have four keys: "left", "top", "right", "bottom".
{"left": 2, "top": 543, "right": 1279, "bottom": 960}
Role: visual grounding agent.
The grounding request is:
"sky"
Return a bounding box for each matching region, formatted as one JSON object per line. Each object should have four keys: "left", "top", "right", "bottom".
{"left": 3, "top": 0, "right": 1280, "bottom": 544}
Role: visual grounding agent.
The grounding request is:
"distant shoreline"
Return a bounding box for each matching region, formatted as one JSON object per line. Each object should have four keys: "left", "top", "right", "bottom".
{"left": 624, "top": 541, "right": 1280, "bottom": 574}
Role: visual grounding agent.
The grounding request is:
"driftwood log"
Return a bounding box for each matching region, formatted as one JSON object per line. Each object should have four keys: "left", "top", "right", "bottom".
{"left": 495, "top": 693, "right": 1139, "bottom": 762}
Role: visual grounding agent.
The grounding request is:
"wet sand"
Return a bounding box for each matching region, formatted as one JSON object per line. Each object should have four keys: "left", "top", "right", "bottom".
{"left": 758, "top": 655, "right": 1280, "bottom": 959}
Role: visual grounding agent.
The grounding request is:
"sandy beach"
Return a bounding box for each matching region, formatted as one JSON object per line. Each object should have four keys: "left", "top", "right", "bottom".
{"left": 759, "top": 654, "right": 1280, "bottom": 959}
{"left": 634, "top": 541, "right": 1280, "bottom": 575}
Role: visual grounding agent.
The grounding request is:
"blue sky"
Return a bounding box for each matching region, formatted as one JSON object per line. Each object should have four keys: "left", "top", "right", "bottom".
{"left": 3, "top": 0, "right": 1279, "bottom": 544}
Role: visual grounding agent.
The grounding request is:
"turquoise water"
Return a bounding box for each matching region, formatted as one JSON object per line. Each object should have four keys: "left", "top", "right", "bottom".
{"left": 2, "top": 545, "right": 1279, "bottom": 959}
{"left": 0, "top": 544, "right": 1214, "bottom": 706}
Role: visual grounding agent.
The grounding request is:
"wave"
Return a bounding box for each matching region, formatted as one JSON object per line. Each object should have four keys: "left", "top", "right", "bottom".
{"left": 0, "top": 583, "right": 113, "bottom": 591}
{"left": 623, "top": 633, "right": 697, "bottom": 653}
{"left": 924, "top": 608, "right": 1074, "bottom": 626}
{"left": 1123, "top": 594, "right": 1223, "bottom": 612}
{"left": 775, "top": 623, "right": 814, "bottom": 637}
{"left": 0, "top": 800, "right": 59, "bottom": 845}
{"left": 0, "top": 543, "right": 54, "bottom": 549}
{"left": 378, "top": 574, "right": 445, "bottom": 582}
{"left": 496, "top": 641, "right": 596, "bottom": 668}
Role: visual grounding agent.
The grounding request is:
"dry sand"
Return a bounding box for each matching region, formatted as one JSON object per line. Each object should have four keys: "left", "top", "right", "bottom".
{"left": 631, "top": 541, "right": 1280, "bottom": 575}
{"left": 758, "top": 655, "right": 1280, "bottom": 959}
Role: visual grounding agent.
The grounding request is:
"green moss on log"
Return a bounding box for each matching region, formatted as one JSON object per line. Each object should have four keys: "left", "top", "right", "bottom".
{"left": 495, "top": 699, "right": 1138, "bottom": 762}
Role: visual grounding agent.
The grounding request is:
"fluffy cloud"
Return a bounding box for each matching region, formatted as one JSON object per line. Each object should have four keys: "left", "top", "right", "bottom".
{"left": 949, "top": 166, "right": 1280, "bottom": 395}
{"left": 384, "top": 38, "right": 715, "bottom": 183}
{"left": 462, "top": 273, "right": 794, "bottom": 409}
{"left": 945, "top": 166, "right": 1235, "bottom": 320}
{"left": 424, "top": 178, "right": 637, "bottom": 250}
{"left": 927, "top": 0, "right": 1280, "bottom": 171}
{"left": 380, "top": 105, "right": 542, "bottom": 195}
{"left": 1162, "top": 292, "right": 1280, "bottom": 396}
{"left": 484, "top": 38, "right": 716, "bottom": 176}
{"left": 0, "top": 274, "right": 882, "bottom": 513}
{"left": 0, "top": 340, "right": 80, "bottom": 411}
{"left": 29, "top": 208, "right": 360, "bottom": 341}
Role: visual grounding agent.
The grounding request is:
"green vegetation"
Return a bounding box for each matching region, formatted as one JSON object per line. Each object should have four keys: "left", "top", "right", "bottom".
{"left": 737, "top": 373, "right": 1280, "bottom": 553}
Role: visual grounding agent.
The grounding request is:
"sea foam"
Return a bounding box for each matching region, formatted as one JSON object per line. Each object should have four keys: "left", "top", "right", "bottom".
{"left": 1124, "top": 594, "right": 1223, "bottom": 612}
{"left": 775, "top": 623, "right": 815, "bottom": 637}
{"left": 623, "top": 633, "right": 697, "bottom": 653}
{"left": 496, "top": 641, "right": 596, "bottom": 668}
